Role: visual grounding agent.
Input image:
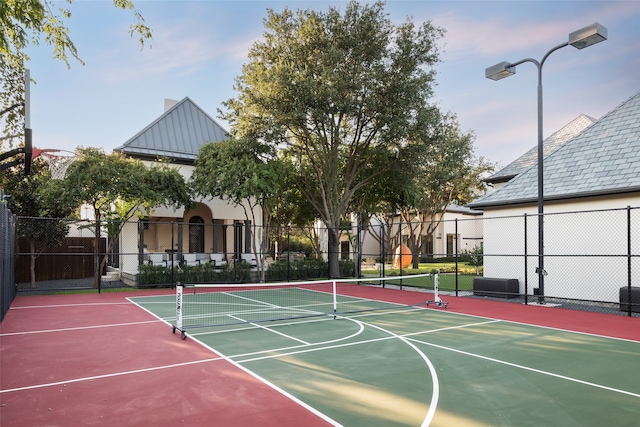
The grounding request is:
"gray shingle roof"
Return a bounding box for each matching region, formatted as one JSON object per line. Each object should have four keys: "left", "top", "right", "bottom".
{"left": 114, "top": 97, "right": 228, "bottom": 163}
{"left": 469, "top": 90, "right": 640, "bottom": 209}
{"left": 485, "top": 114, "right": 596, "bottom": 183}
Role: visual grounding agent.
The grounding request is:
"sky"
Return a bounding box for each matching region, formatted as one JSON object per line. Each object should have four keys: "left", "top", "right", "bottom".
{"left": 22, "top": 0, "right": 640, "bottom": 169}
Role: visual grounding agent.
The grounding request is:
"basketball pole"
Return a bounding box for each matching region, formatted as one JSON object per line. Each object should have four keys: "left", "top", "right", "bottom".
{"left": 24, "top": 69, "right": 33, "bottom": 176}
{"left": 0, "top": 69, "right": 32, "bottom": 173}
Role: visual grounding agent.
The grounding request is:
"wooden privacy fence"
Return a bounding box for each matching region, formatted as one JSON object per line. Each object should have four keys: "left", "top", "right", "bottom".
{"left": 16, "top": 236, "right": 106, "bottom": 283}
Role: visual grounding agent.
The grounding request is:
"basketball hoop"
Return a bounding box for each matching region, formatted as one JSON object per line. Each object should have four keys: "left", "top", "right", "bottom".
{"left": 35, "top": 148, "right": 77, "bottom": 180}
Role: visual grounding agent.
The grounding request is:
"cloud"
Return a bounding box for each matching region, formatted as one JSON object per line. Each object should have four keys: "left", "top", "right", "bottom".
{"left": 431, "top": 1, "right": 640, "bottom": 62}
{"left": 91, "top": 6, "right": 264, "bottom": 85}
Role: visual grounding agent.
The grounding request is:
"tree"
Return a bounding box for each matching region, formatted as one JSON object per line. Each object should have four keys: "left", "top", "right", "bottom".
{"left": 1, "top": 0, "right": 151, "bottom": 150}
{"left": 277, "top": 174, "right": 323, "bottom": 259}
{"left": 191, "top": 137, "right": 287, "bottom": 282}
{"left": 222, "top": 1, "right": 445, "bottom": 277}
{"left": 54, "top": 147, "right": 191, "bottom": 287}
{"left": 350, "top": 129, "right": 428, "bottom": 267}
{"left": 399, "top": 114, "right": 494, "bottom": 268}
{"left": 461, "top": 245, "right": 483, "bottom": 275}
{"left": 1, "top": 159, "right": 75, "bottom": 287}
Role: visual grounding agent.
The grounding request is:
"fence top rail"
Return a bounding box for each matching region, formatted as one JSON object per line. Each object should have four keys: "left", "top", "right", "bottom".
{"left": 14, "top": 204, "right": 640, "bottom": 228}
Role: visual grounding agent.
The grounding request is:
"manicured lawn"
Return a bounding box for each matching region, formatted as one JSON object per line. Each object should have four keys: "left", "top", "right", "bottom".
{"left": 361, "top": 262, "right": 481, "bottom": 291}
{"left": 366, "top": 273, "right": 475, "bottom": 291}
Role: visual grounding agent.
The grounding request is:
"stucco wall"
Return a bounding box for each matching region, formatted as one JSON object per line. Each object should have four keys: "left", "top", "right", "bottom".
{"left": 481, "top": 195, "right": 640, "bottom": 302}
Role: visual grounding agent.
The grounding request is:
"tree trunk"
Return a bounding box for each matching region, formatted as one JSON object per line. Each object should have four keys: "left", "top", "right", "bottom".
{"left": 327, "top": 227, "right": 341, "bottom": 278}
{"left": 99, "top": 232, "right": 118, "bottom": 283}
{"left": 29, "top": 239, "right": 36, "bottom": 288}
{"left": 412, "top": 252, "right": 420, "bottom": 270}
{"left": 93, "top": 219, "right": 101, "bottom": 289}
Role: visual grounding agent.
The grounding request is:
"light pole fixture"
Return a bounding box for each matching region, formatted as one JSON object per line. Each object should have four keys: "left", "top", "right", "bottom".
{"left": 485, "top": 23, "right": 607, "bottom": 304}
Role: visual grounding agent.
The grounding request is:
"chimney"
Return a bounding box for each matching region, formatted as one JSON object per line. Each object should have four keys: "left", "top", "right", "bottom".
{"left": 164, "top": 98, "right": 178, "bottom": 112}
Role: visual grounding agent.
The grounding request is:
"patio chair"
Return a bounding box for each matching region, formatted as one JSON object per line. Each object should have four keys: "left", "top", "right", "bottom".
{"left": 170, "top": 253, "right": 183, "bottom": 270}
{"left": 209, "top": 253, "right": 228, "bottom": 268}
{"left": 183, "top": 253, "right": 200, "bottom": 266}
{"left": 147, "top": 253, "right": 167, "bottom": 267}
{"left": 240, "top": 253, "right": 257, "bottom": 268}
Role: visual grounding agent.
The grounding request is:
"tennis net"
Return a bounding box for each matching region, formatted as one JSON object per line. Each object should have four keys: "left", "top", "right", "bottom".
{"left": 173, "top": 273, "right": 435, "bottom": 338}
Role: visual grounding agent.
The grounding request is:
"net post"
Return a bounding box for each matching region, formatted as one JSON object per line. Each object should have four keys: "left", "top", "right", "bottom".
{"left": 176, "top": 282, "right": 183, "bottom": 331}
{"left": 425, "top": 270, "right": 448, "bottom": 308}
{"left": 332, "top": 280, "right": 337, "bottom": 319}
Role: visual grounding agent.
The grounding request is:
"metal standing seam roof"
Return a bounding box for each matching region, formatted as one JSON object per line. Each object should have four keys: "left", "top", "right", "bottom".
{"left": 114, "top": 97, "right": 229, "bottom": 163}
{"left": 469, "top": 90, "right": 640, "bottom": 209}
{"left": 485, "top": 114, "right": 596, "bottom": 184}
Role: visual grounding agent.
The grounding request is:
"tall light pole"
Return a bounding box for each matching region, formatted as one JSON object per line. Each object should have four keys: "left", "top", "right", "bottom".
{"left": 485, "top": 23, "right": 607, "bottom": 304}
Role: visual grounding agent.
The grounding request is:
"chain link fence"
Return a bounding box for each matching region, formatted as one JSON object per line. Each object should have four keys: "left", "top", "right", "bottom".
{"left": 6, "top": 206, "right": 640, "bottom": 317}
{"left": 1, "top": 201, "right": 17, "bottom": 321}
{"left": 477, "top": 207, "right": 640, "bottom": 316}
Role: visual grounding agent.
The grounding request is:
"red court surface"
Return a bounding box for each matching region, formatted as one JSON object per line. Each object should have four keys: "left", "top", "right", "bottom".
{"left": 0, "top": 291, "right": 334, "bottom": 427}
{"left": 1, "top": 287, "right": 639, "bottom": 427}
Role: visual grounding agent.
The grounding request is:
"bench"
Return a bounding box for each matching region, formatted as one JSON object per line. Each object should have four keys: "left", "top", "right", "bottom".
{"left": 619, "top": 286, "right": 640, "bottom": 313}
{"left": 473, "top": 277, "right": 520, "bottom": 299}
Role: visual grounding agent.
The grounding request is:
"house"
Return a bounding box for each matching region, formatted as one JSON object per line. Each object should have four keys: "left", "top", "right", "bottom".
{"left": 113, "top": 97, "right": 261, "bottom": 285}
{"left": 468, "top": 90, "right": 640, "bottom": 303}
{"left": 342, "top": 203, "right": 484, "bottom": 270}
{"left": 484, "top": 114, "right": 596, "bottom": 191}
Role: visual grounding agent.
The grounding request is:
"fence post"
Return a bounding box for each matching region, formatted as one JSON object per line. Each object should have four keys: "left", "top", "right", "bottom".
{"left": 177, "top": 220, "right": 184, "bottom": 257}
{"left": 627, "top": 206, "right": 632, "bottom": 317}
{"left": 138, "top": 220, "right": 145, "bottom": 266}
{"left": 171, "top": 222, "right": 176, "bottom": 287}
{"left": 96, "top": 218, "right": 101, "bottom": 294}
{"left": 0, "top": 202, "right": 17, "bottom": 321}
{"left": 380, "top": 223, "right": 385, "bottom": 286}
{"left": 455, "top": 218, "right": 459, "bottom": 296}
{"left": 356, "top": 221, "right": 362, "bottom": 279}
{"left": 287, "top": 225, "right": 291, "bottom": 281}
{"left": 524, "top": 213, "right": 528, "bottom": 305}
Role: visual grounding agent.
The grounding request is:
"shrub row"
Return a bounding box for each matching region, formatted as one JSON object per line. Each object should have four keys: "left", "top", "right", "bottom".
{"left": 265, "top": 259, "right": 355, "bottom": 281}
{"left": 136, "top": 262, "right": 251, "bottom": 287}
{"left": 137, "top": 259, "right": 356, "bottom": 286}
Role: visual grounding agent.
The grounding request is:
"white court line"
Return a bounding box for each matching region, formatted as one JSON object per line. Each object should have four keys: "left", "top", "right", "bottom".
{"left": 360, "top": 319, "right": 439, "bottom": 427}
{"left": 225, "top": 313, "right": 456, "bottom": 427}
{"left": 224, "top": 291, "right": 279, "bottom": 308}
{"left": 228, "top": 314, "right": 639, "bottom": 401}
{"left": 0, "top": 357, "right": 223, "bottom": 394}
{"left": 180, "top": 320, "right": 346, "bottom": 427}
{"left": 232, "top": 319, "right": 500, "bottom": 363}
{"left": 126, "top": 297, "right": 176, "bottom": 329}
{"left": 406, "top": 335, "right": 640, "bottom": 399}
{"left": 189, "top": 315, "right": 337, "bottom": 336}
{"left": 10, "top": 302, "right": 130, "bottom": 309}
{"left": 133, "top": 293, "right": 640, "bottom": 425}
{"left": 210, "top": 317, "right": 367, "bottom": 360}
{"left": 416, "top": 303, "right": 640, "bottom": 344}
{"left": 227, "top": 314, "right": 311, "bottom": 345}
{"left": 0, "top": 319, "right": 163, "bottom": 337}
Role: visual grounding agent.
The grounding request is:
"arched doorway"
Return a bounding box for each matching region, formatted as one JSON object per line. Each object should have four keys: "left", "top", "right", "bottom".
{"left": 189, "top": 216, "right": 205, "bottom": 253}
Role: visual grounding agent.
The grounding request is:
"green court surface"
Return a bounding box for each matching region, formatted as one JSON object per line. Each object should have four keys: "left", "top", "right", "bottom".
{"left": 129, "top": 292, "right": 640, "bottom": 427}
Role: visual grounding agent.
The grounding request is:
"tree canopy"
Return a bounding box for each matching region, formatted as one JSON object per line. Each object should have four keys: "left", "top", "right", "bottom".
{"left": 222, "top": 0, "right": 445, "bottom": 276}
{"left": 1, "top": 0, "right": 151, "bottom": 150}
{"left": 59, "top": 148, "right": 191, "bottom": 219}
{"left": 191, "top": 136, "right": 288, "bottom": 280}
{"left": 54, "top": 147, "right": 191, "bottom": 285}
{"left": 399, "top": 114, "right": 494, "bottom": 267}
{"left": 1, "top": 158, "right": 76, "bottom": 286}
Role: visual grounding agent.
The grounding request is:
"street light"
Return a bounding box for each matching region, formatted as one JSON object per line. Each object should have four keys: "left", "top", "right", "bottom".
{"left": 485, "top": 23, "right": 607, "bottom": 304}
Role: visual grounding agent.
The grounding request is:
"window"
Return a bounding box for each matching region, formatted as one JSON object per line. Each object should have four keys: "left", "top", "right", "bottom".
{"left": 340, "top": 241, "right": 350, "bottom": 260}
{"left": 421, "top": 234, "right": 433, "bottom": 255}
{"left": 446, "top": 234, "right": 458, "bottom": 256}
{"left": 189, "top": 216, "right": 205, "bottom": 253}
